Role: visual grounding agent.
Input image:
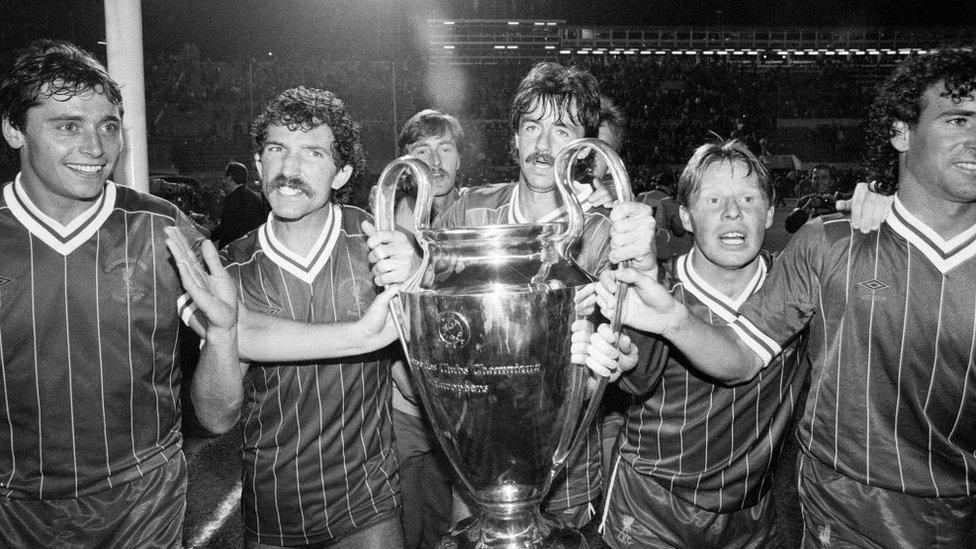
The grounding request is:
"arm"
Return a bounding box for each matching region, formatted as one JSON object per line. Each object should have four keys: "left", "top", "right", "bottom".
{"left": 237, "top": 289, "right": 399, "bottom": 362}
{"left": 164, "top": 227, "right": 242, "bottom": 434}
{"left": 165, "top": 227, "right": 400, "bottom": 364}
{"left": 594, "top": 268, "right": 763, "bottom": 383}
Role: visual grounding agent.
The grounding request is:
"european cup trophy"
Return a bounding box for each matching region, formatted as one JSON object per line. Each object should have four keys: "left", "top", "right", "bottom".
{"left": 373, "top": 139, "right": 633, "bottom": 548}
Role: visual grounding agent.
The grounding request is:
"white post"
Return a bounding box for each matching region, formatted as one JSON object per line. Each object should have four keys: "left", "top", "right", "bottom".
{"left": 104, "top": 0, "right": 149, "bottom": 192}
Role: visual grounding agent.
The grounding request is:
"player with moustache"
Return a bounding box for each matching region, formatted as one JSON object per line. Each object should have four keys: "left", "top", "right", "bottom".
{"left": 591, "top": 49, "right": 976, "bottom": 548}
{"left": 437, "top": 61, "right": 655, "bottom": 528}
{"left": 171, "top": 86, "right": 418, "bottom": 548}
{"left": 379, "top": 108, "right": 466, "bottom": 548}
{"left": 589, "top": 141, "right": 811, "bottom": 548}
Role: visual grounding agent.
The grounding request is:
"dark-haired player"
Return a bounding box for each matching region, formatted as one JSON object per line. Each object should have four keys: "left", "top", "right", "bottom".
{"left": 0, "top": 39, "right": 239, "bottom": 547}
{"left": 189, "top": 86, "right": 414, "bottom": 548}
{"left": 437, "top": 61, "right": 656, "bottom": 527}
{"left": 593, "top": 140, "right": 811, "bottom": 548}
{"left": 595, "top": 49, "right": 976, "bottom": 547}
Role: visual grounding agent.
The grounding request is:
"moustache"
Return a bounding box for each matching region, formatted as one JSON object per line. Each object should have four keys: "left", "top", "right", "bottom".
{"left": 525, "top": 152, "right": 555, "bottom": 166}
{"left": 266, "top": 175, "right": 312, "bottom": 196}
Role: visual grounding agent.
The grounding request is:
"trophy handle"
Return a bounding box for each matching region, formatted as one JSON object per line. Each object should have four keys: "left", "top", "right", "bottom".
{"left": 372, "top": 156, "right": 436, "bottom": 363}
{"left": 553, "top": 138, "right": 636, "bottom": 465}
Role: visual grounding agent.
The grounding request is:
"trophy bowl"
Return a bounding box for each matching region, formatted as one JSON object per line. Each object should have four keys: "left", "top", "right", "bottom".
{"left": 374, "top": 139, "right": 632, "bottom": 548}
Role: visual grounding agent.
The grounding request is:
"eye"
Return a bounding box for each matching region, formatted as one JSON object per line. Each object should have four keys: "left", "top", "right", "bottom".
{"left": 101, "top": 122, "right": 120, "bottom": 134}
{"left": 439, "top": 145, "right": 456, "bottom": 154}
{"left": 263, "top": 144, "right": 282, "bottom": 154}
{"left": 947, "top": 117, "right": 971, "bottom": 127}
{"left": 556, "top": 128, "right": 570, "bottom": 137}
{"left": 309, "top": 150, "right": 324, "bottom": 158}
{"left": 57, "top": 122, "right": 79, "bottom": 132}
{"left": 522, "top": 123, "right": 539, "bottom": 134}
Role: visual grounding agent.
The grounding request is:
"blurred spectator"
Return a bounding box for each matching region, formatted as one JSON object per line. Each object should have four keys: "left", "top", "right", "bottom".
{"left": 212, "top": 161, "right": 268, "bottom": 248}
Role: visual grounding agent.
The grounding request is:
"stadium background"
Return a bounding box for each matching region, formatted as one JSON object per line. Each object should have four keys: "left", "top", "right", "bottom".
{"left": 2, "top": 1, "right": 975, "bottom": 547}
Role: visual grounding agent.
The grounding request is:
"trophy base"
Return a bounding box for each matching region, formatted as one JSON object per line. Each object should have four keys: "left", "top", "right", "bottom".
{"left": 435, "top": 512, "right": 590, "bottom": 549}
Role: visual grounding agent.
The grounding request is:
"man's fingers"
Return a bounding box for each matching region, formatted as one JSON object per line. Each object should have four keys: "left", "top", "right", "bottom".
{"left": 361, "top": 220, "right": 377, "bottom": 238}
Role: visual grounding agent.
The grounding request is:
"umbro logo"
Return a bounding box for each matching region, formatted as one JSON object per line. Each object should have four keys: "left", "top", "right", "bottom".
{"left": 263, "top": 306, "right": 283, "bottom": 316}
{"left": 0, "top": 276, "right": 12, "bottom": 287}
{"left": 858, "top": 279, "right": 889, "bottom": 292}
{"left": 0, "top": 276, "right": 12, "bottom": 297}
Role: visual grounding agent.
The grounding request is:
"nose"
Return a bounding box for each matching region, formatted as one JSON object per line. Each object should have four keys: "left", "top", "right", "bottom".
{"left": 79, "top": 128, "right": 105, "bottom": 158}
{"left": 431, "top": 149, "right": 442, "bottom": 168}
{"left": 721, "top": 197, "right": 743, "bottom": 219}
{"left": 281, "top": 149, "right": 301, "bottom": 178}
{"left": 535, "top": 128, "right": 553, "bottom": 152}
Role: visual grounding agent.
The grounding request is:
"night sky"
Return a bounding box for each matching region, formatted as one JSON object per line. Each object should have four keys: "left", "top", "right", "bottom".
{"left": 2, "top": 0, "right": 975, "bottom": 64}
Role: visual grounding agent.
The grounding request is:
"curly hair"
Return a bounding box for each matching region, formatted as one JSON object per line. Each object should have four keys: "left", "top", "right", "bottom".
{"left": 250, "top": 86, "right": 366, "bottom": 204}
{"left": 509, "top": 62, "right": 602, "bottom": 138}
{"left": 0, "top": 39, "right": 123, "bottom": 131}
{"left": 676, "top": 139, "right": 773, "bottom": 208}
{"left": 864, "top": 48, "right": 976, "bottom": 196}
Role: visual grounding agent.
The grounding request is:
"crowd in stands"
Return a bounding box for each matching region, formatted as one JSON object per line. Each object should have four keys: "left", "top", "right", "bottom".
{"left": 139, "top": 42, "right": 882, "bottom": 222}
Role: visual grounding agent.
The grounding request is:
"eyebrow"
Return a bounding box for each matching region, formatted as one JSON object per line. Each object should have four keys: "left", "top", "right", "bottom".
{"left": 46, "top": 114, "right": 121, "bottom": 124}
{"left": 939, "top": 108, "right": 976, "bottom": 117}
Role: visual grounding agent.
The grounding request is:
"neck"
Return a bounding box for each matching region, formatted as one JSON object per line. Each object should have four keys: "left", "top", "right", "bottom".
{"left": 432, "top": 189, "right": 457, "bottom": 217}
{"left": 517, "top": 180, "right": 559, "bottom": 221}
{"left": 897, "top": 184, "right": 976, "bottom": 240}
{"left": 690, "top": 248, "right": 762, "bottom": 300}
{"left": 18, "top": 177, "right": 101, "bottom": 225}
{"left": 269, "top": 205, "right": 332, "bottom": 256}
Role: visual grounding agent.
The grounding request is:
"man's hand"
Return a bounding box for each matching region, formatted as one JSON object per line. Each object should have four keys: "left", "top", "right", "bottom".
{"left": 594, "top": 268, "right": 684, "bottom": 335}
{"left": 362, "top": 220, "right": 421, "bottom": 287}
{"left": 391, "top": 360, "right": 419, "bottom": 405}
{"left": 585, "top": 180, "right": 617, "bottom": 209}
{"left": 836, "top": 181, "right": 893, "bottom": 233}
{"left": 570, "top": 319, "right": 595, "bottom": 365}
{"left": 574, "top": 283, "right": 597, "bottom": 317}
{"left": 357, "top": 287, "right": 400, "bottom": 347}
{"left": 608, "top": 202, "right": 657, "bottom": 273}
{"left": 585, "top": 323, "right": 638, "bottom": 383}
{"left": 164, "top": 226, "right": 237, "bottom": 333}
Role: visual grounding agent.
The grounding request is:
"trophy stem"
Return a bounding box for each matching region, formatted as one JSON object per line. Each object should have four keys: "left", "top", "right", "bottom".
{"left": 437, "top": 503, "right": 588, "bottom": 549}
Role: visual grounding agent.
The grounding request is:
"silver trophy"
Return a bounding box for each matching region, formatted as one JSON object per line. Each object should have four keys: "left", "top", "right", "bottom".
{"left": 374, "top": 139, "right": 633, "bottom": 548}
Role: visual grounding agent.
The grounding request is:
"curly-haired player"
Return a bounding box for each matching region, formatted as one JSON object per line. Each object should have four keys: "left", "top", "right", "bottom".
{"left": 592, "top": 48, "right": 976, "bottom": 547}
{"left": 205, "top": 86, "right": 416, "bottom": 548}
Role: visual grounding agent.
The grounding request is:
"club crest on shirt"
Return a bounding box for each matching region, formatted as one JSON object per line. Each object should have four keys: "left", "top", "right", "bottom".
{"left": 857, "top": 278, "right": 890, "bottom": 301}
{"left": 105, "top": 260, "right": 150, "bottom": 303}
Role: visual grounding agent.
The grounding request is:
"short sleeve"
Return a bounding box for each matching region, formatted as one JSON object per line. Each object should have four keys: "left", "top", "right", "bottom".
{"left": 730, "top": 221, "right": 823, "bottom": 366}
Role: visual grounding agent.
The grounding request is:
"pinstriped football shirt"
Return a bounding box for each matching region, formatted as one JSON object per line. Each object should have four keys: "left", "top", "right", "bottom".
{"left": 618, "top": 250, "right": 811, "bottom": 512}
{"left": 222, "top": 204, "right": 399, "bottom": 545}
{"left": 436, "top": 181, "right": 611, "bottom": 511}
{"left": 0, "top": 177, "right": 197, "bottom": 500}
{"left": 732, "top": 198, "right": 976, "bottom": 497}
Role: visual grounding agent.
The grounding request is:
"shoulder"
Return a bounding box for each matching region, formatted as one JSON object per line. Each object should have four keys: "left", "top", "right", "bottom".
{"left": 460, "top": 182, "right": 514, "bottom": 203}
{"left": 222, "top": 230, "right": 262, "bottom": 264}
{"left": 339, "top": 204, "right": 371, "bottom": 237}
{"left": 114, "top": 183, "right": 182, "bottom": 221}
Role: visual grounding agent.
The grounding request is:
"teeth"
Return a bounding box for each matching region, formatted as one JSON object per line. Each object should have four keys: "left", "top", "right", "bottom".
{"left": 277, "top": 186, "right": 302, "bottom": 196}
{"left": 67, "top": 164, "right": 101, "bottom": 174}
{"left": 958, "top": 162, "right": 976, "bottom": 170}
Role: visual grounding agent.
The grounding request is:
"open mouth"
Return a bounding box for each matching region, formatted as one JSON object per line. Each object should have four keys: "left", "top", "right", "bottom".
{"left": 955, "top": 161, "right": 976, "bottom": 174}
{"left": 719, "top": 231, "right": 746, "bottom": 245}
{"left": 66, "top": 163, "right": 104, "bottom": 175}
{"left": 275, "top": 186, "right": 306, "bottom": 197}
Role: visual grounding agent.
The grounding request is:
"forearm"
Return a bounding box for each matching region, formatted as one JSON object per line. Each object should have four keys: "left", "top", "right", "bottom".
{"left": 191, "top": 327, "right": 245, "bottom": 434}
{"left": 660, "top": 304, "right": 764, "bottom": 383}
{"left": 237, "top": 307, "right": 396, "bottom": 362}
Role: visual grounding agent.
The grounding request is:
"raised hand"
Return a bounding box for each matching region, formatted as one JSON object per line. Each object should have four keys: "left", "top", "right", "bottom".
{"left": 838, "top": 181, "right": 893, "bottom": 233}
{"left": 584, "top": 323, "right": 638, "bottom": 382}
{"left": 594, "top": 268, "right": 682, "bottom": 335}
{"left": 608, "top": 201, "right": 657, "bottom": 273}
{"left": 362, "top": 220, "right": 422, "bottom": 287}
{"left": 570, "top": 319, "right": 594, "bottom": 365}
{"left": 358, "top": 286, "right": 400, "bottom": 346}
{"left": 164, "top": 226, "right": 237, "bottom": 333}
